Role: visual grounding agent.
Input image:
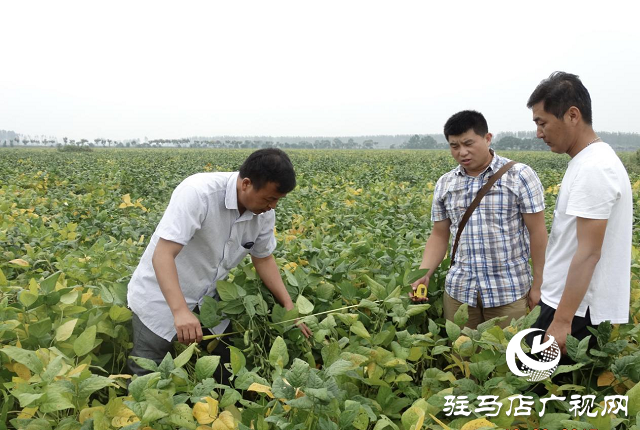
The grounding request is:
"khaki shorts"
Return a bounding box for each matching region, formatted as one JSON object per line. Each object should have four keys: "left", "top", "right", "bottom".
{"left": 443, "top": 291, "right": 527, "bottom": 329}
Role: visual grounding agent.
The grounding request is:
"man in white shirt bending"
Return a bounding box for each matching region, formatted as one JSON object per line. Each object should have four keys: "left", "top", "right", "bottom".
{"left": 527, "top": 72, "right": 632, "bottom": 356}
{"left": 127, "top": 148, "right": 311, "bottom": 376}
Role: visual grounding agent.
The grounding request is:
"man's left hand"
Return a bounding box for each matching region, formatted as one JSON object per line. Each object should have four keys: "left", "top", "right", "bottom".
{"left": 296, "top": 320, "right": 313, "bottom": 338}
{"left": 545, "top": 320, "right": 572, "bottom": 355}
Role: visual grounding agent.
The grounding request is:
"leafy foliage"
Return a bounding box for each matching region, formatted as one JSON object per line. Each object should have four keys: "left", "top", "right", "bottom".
{"left": 1, "top": 149, "right": 639, "bottom": 429}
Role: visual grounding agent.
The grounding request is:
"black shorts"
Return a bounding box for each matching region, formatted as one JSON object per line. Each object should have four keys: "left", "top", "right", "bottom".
{"left": 527, "top": 300, "right": 598, "bottom": 364}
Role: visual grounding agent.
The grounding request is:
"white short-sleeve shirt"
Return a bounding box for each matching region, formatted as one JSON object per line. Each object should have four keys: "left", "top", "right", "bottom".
{"left": 127, "top": 172, "right": 277, "bottom": 341}
{"left": 542, "top": 142, "right": 632, "bottom": 324}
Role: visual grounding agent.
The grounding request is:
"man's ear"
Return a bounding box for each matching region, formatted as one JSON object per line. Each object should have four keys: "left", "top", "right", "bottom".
{"left": 565, "top": 106, "right": 582, "bottom": 125}
{"left": 485, "top": 133, "right": 493, "bottom": 144}
{"left": 241, "top": 177, "right": 252, "bottom": 191}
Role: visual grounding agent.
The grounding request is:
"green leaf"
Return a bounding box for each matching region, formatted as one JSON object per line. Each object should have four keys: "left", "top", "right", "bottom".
{"left": 79, "top": 375, "right": 114, "bottom": 399}
{"left": 220, "top": 388, "right": 242, "bottom": 408}
{"left": 1, "top": 346, "right": 44, "bottom": 374}
{"left": 199, "top": 296, "right": 222, "bottom": 328}
{"left": 469, "top": 361, "right": 495, "bottom": 380}
{"left": 269, "top": 336, "right": 289, "bottom": 368}
{"left": 406, "top": 304, "right": 430, "bottom": 317}
{"left": 169, "top": 403, "right": 196, "bottom": 428}
{"left": 141, "top": 403, "right": 168, "bottom": 422}
{"left": 0, "top": 268, "right": 7, "bottom": 287}
{"left": 128, "top": 372, "right": 160, "bottom": 401}
{"left": 445, "top": 319, "right": 461, "bottom": 341}
{"left": 216, "top": 280, "right": 245, "bottom": 301}
{"left": 296, "top": 295, "right": 314, "bottom": 315}
{"left": 627, "top": 378, "right": 640, "bottom": 416}
{"left": 73, "top": 325, "right": 97, "bottom": 357}
{"left": 19, "top": 291, "right": 38, "bottom": 308}
{"left": 285, "top": 359, "right": 310, "bottom": 387}
{"left": 405, "top": 268, "right": 428, "bottom": 284}
{"left": 29, "top": 318, "right": 52, "bottom": 339}
{"left": 453, "top": 303, "right": 469, "bottom": 327}
{"left": 108, "top": 305, "right": 132, "bottom": 323}
{"left": 41, "top": 355, "right": 64, "bottom": 384}
{"left": 40, "top": 272, "right": 61, "bottom": 294}
{"left": 326, "top": 358, "right": 356, "bottom": 377}
{"left": 130, "top": 356, "right": 159, "bottom": 372}
{"left": 195, "top": 355, "right": 221, "bottom": 381}
{"left": 55, "top": 319, "right": 78, "bottom": 342}
{"left": 520, "top": 304, "right": 540, "bottom": 328}
{"left": 173, "top": 343, "right": 196, "bottom": 368}
{"left": 158, "top": 352, "right": 175, "bottom": 378}
{"left": 284, "top": 269, "right": 299, "bottom": 287}
{"left": 350, "top": 321, "right": 371, "bottom": 339}
{"left": 229, "top": 346, "right": 246, "bottom": 375}
{"left": 363, "top": 275, "right": 386, "bottom": 300}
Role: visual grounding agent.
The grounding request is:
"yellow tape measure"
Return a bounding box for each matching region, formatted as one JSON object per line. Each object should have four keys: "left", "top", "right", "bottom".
{"left": 415, "top": 283, "right": 427, "bottom": 299}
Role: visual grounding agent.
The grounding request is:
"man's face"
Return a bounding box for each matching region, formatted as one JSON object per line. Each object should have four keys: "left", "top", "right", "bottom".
{"left": 239, "top": 179, "right": 287, "bottom": 214}
{"left": 532, "top": 102, "right": 572, "bottom": 154}
{"left": 448, "top": 129, "right": 493, "bottom": 175}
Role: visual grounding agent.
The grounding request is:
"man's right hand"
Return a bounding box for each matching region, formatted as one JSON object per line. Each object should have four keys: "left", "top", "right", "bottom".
{"left": 409, "top": 275, "right": 430, "bottom": 302}
{"left": 174, "top": 308, "right": 203, "bottom": 344}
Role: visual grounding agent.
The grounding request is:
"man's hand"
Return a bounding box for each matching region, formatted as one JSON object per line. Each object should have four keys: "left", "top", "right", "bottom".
{"left": 296, "top": 320, "right": 313, "bottom": 338}
{"left": 528, "top": 287, "right": 541, "bottom": 311}
{"left": 545, "top": 319, "right": 572, "bottom": 355}
{"left": 409, "top": 275, "right": 430, "bottom": 302}
{"left": 174, "top": 308, "right": 203, "bottom": 344}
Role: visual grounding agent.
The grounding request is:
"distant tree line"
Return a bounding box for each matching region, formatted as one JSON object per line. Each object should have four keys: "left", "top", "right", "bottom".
{"left": 3, "top": 131, "right": 640, "bottom": 151}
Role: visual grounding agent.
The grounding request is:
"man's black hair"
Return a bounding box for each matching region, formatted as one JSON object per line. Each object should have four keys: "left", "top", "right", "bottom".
{"left": 527, "top": 71, "right": 593, "bottom": 125}
{"left": 443, "top": 110, "right": 489, "bottom": 141}
{"left": 239, "top": 148, "right": 296, "bottom": 193}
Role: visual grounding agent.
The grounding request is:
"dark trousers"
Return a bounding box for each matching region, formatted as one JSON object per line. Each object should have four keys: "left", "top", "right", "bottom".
{"left": 527, "top": 300, "right": 598, "bottom": 365}
{"left": 128, "top": 313, "right": 232, "bottom": 385}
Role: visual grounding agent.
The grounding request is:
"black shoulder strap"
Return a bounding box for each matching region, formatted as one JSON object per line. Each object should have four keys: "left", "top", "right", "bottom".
{"left": 450, "top": 160, "right": 517, "bottom": 267}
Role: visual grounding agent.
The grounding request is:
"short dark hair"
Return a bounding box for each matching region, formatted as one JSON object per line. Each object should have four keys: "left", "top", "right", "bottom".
{"left": 527, "top": 71, "right": 592, "bottom": 125}
{"left": 443, "top": 110, "right": 489, "bottom": 141}
{"left": 239, "top": 148, "right": 296, "bottom": 193}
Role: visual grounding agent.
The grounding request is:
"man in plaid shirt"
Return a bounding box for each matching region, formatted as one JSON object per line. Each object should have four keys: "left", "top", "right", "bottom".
{"left": 411, "top": 110, "right": 548, "bottom": 328}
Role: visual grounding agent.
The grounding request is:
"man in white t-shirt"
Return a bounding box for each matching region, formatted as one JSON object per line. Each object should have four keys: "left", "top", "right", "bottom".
{"left": 526, "top": 72, "right": 632, "bottom": 356}
{"left": 127, "top": 148, "right": 311, "bottom": 376}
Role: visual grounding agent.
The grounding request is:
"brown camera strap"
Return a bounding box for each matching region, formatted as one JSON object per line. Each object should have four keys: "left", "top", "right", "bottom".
{"left": 450, "top": 160, "right": 517, "bottom": 267}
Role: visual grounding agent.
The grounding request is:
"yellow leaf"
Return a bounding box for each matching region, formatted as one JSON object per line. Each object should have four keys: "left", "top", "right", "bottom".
{"left": 211, "top": 411, "right": 236, "bottom": 430}
{"left": 18, "top": 407, "right": 38, "bottom": 419}
{"left": 247, "top": 383, "right": 275, "bottom": 398}
{"left": 405, "top": 406, "right": 425, "bottom": 430}
{"left": 108, "top": 374, "right": 133, "bottom": 379}
{"left": 81, "top": 291, "right": 93, "bottom": 304}
{"left": 68, "top": 364, "right": 88, "bottom": 377}
{"left": 9, "top": 259, "right": 29, "bottom": 267}
{"left": 193, "top": 397, "right": 219, "bottom": 424}
{"left": 598, "top": 371, "right": 617, "bottom": 387}
{"left": 121, "top": 194, "right": 132, "bottom": 205}
{"left": 13, "top": 363, "right": 31, "bottom": 381}
{"left": 429, "top": 414, "right": 452, "bottom": 430}
{"left": 56, "top": 319, "right": 79, "bottom": 342}
{"left": 80, "top": 406, "right": 105, "bottom": 424}
{"left": 460, "top": 417, "right": 496, "bottom": 430}
{"left": 111, "top": 405, "right": 138, "bottom": 428}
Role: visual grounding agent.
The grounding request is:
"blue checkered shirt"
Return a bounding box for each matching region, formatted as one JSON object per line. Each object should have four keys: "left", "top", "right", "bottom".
{"left": 431, "top": 152, "right": 545, "bottom": 308}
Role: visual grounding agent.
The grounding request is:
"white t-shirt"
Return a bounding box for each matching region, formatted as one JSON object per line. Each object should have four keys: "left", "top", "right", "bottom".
{"left": 541, "top": 142, "right": 632, "bottom": 324}
{"left": 127, "top": 172, "right": 277, "bottom": 341}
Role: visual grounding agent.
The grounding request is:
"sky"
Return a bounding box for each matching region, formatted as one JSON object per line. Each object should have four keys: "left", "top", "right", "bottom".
{"left": 1, "top": 0, "right": 639, "bottom": 141}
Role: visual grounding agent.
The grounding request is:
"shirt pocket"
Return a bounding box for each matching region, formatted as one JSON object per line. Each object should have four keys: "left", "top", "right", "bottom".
{"left": 444, "top": 181, "right": 470, "bottom": 225}
{"left": 485, "top": 177, "right": 520, "bottom": 235}
{"left": 223, "top": 242, "right": 250, "bottom": 270}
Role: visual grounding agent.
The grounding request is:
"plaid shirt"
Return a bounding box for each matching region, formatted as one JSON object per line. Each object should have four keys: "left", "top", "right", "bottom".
{"left": 431, "top": 151, "right": 545, "bottom": 308}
